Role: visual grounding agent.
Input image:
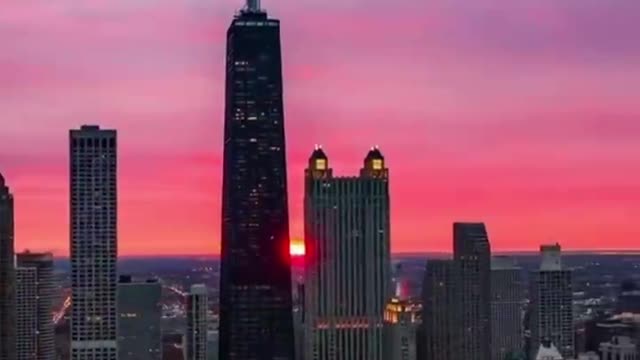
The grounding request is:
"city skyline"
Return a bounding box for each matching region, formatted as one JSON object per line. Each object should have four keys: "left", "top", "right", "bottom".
{"left": 2, "top": 0, "right": 640, "bottom": 256}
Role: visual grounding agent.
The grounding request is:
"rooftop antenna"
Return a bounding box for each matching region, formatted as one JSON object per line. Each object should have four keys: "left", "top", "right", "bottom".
{"left": 246, "top": 0, "right": 260, "bottom": 12}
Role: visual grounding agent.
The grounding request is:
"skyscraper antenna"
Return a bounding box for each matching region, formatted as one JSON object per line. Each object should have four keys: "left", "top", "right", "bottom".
{"left": 246, "top": 0, "right": 260, "bottom": 11}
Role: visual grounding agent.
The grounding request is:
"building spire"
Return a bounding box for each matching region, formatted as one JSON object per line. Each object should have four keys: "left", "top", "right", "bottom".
{"left": 246, "top": 0, "right": 260, "bottom": 12}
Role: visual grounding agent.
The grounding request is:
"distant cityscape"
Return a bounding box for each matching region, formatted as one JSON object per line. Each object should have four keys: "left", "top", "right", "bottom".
{"left": 1, "top": 1, "right": 639, "bottom": 360}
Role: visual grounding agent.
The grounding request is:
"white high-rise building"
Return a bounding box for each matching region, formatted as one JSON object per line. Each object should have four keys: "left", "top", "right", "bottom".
{"left": 70, "top": 125, "right": 118, "bottom": 360}
{"left": 304, "top": 146, "right": 391, "bottom": 360}
{"left": 186, "top": 284, "right": 208, "bottom": 360}
{"left": 529, "top": 244, "right": 574, "bottom": 360}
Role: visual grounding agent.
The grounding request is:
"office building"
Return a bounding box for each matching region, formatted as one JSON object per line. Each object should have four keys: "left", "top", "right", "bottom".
{"left": 383, "top": 298, "right": 419, "bottom": 360}
{"left": 206, "top": 331, "right": 219, "bottom": 360}
{"left": 187, "top": 284, "right": 208, "bottom": 360}
{"left": 529, "top": 244, "right": 574, "bottom": 359}
{"left": 70, "top": 125, "right": 118, "bottom": 360}
{"left": 294, "top": 282, "right": 305, "bottom": 360}
{"left": 16, "top": 267, "right": 37, "bottom": 360}
{"left": 117, "top": 276, "right": 162, "bottom": 360}
{"left": 599, "top": 336, "right": 637, "bottom": 360}
{"left": 0, "top": 173, "right": 15, "bottom": 360}
{"left": 304, "top": 147, "right": 391, "bottom": 360}
{"left": 16, "top": 252, "right": 55, "bottom": 360}
{"left": 218, "top": 0, "right": 294, "bottom": 359}
{"left": 419, "top": 259, "right": 456, "bottom": 360}
{"left": 454, "top": 222, "right": 492, "bottom": 360}
{"left": 491, "top": 256, "right": 524, "bottom": 360}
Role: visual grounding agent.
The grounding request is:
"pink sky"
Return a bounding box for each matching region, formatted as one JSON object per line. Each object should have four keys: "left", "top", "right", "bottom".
{"left": 1, "top": 0, "right": 639, "bottom": 256}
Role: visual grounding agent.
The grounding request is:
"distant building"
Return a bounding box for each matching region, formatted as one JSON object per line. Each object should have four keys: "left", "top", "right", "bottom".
{"left": 16, "top": 267, "right": 37, "bottom": 360}
{"left": 383, "top": 298, "right": 419, "bottom": 360}
{"left": 117, "top": 276, "right": 162, "bottom": 360}
{"left": 576, "top": 352, "right": 600, "bottom": 360}
{"left": 534, "top": 341, "right": 563, "bottom": 360}
{"left": 584, "top": 313, "right": 640, "bottom": 352}
{"left": 0, "top": 173, "right": 16, "bottom": 360}
{"left": 304, "top": 146, "right": 391, "bottom": 360}
{"left": 529, "top": 244, "right": 574, "bottom": 359}
{"left": 454, "top": 222, "right": 492, "bottom": 360}
{"left": 491, "top": 256, "right": 524, "bottom": 360}
{"left": 70, "top": 125, "right": 118, "bottom": 360}
{"left": 617, "top": 281, "right": 640, "bottom": 314}
{"left": 16, "top": 252, "right": 55, "bottom": 360}
{"left": 419, "top": 259, "right": 456, "bottom": 360}
{"left": 599, "top": 336, "right": 637, "bottom": 360}
{"left": 186, "top": 284, "right": 208, "bottom": 360}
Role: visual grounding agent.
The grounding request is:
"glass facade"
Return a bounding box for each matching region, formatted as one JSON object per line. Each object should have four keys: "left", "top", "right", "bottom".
{"left": 218, "top": 6, "right": 294, "bottom": 360}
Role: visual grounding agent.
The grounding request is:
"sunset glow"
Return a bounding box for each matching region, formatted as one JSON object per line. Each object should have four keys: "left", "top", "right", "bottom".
{"left": 290, "top": 239, "right": 305, "bottom": 257}
{"left": 1, "top": 0, "right": 639, "bottom": 256}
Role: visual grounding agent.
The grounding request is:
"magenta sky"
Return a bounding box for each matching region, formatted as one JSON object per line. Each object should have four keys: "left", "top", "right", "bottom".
{"left": 1, "top": 0, "right": 639, "bottom": 256}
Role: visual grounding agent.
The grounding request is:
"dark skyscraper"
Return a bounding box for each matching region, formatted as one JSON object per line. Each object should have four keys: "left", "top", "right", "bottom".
{"left": 218, "top": 0, "right": 294, "bottom": 359}
{"left": 117, "top": 276, "right": 163, "bottom": 360}
{"left": 420, "top": 260, "right": 456, "bottom": 360}
{"left": 490, "top": 256, "right": 524, "bottom": 360}
{"left": 454, "top": 222, "right": 491, "bottom": 360}
{"left": 15, "top": 267, "right": 37, "bottom": 360}
{"left": 0, "top": 173, "right": 15, "bottom": 360}
{"left": 16, "top": 252, "right": 55, "bottom": 360}
{"left": 70, "top": 125, "right": 118, "bottom": 360}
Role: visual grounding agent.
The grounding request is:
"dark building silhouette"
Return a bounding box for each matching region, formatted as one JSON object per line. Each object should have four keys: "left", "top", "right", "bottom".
{"left": 0, "top": 173, "right": 15, "bottom": 360}
{"left": 16, "top": 252, "right": 55, "bottom": 360}
{"left": 490, "top": 256, "right": 524, "bottom": 360}
{"left": 420, "top": 259, "right": 456, "bottom": 360}
{"left": 454, "top": 222, "right": 492, "bottom": 360}
{"left": 15, "top": 267, "right": 37, "bottom": 360}
{"left": 617, "top": 281, "right": 640, "bottom": 314}
{"left": 117, "top": 276, "right": 162, "bottom": 360}
{"left": 218, "top": 0, "right": 294, "bottom": 359}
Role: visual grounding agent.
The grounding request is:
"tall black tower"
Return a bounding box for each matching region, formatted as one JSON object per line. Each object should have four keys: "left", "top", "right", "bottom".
{"left": 0, "top": 173, "right": 15, "bottom": 360}
{"left": 219, "top": 0, "right": 294, "bottom": 359}
{"left": 453, "top": 222, "right": 491, "bottom": 360}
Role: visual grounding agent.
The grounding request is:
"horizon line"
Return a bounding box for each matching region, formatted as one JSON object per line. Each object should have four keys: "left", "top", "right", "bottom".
{"left": 48, "top": 249, "right": 640, "bottom": 259}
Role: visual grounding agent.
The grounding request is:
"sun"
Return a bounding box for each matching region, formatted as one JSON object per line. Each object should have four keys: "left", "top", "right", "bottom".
{"left": 290, "top": 238, "right": 305, "bottom": 257}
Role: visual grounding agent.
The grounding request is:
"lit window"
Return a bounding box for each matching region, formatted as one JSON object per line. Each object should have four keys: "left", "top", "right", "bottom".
{"left": 372, "top": 159, "right": 383, "bottom": 170}
{"left": 315, "top": 159, "right": 326, "bottom": 170}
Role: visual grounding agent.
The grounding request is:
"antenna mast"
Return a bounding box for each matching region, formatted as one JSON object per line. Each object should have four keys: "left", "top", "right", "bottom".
{"left": 246, "top": 0, "right": 260, "bottom": 12}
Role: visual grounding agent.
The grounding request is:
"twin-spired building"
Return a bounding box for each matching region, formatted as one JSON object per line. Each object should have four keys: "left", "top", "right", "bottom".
{"left": 304, "top": 147, "right": 391, "bottom": 360}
